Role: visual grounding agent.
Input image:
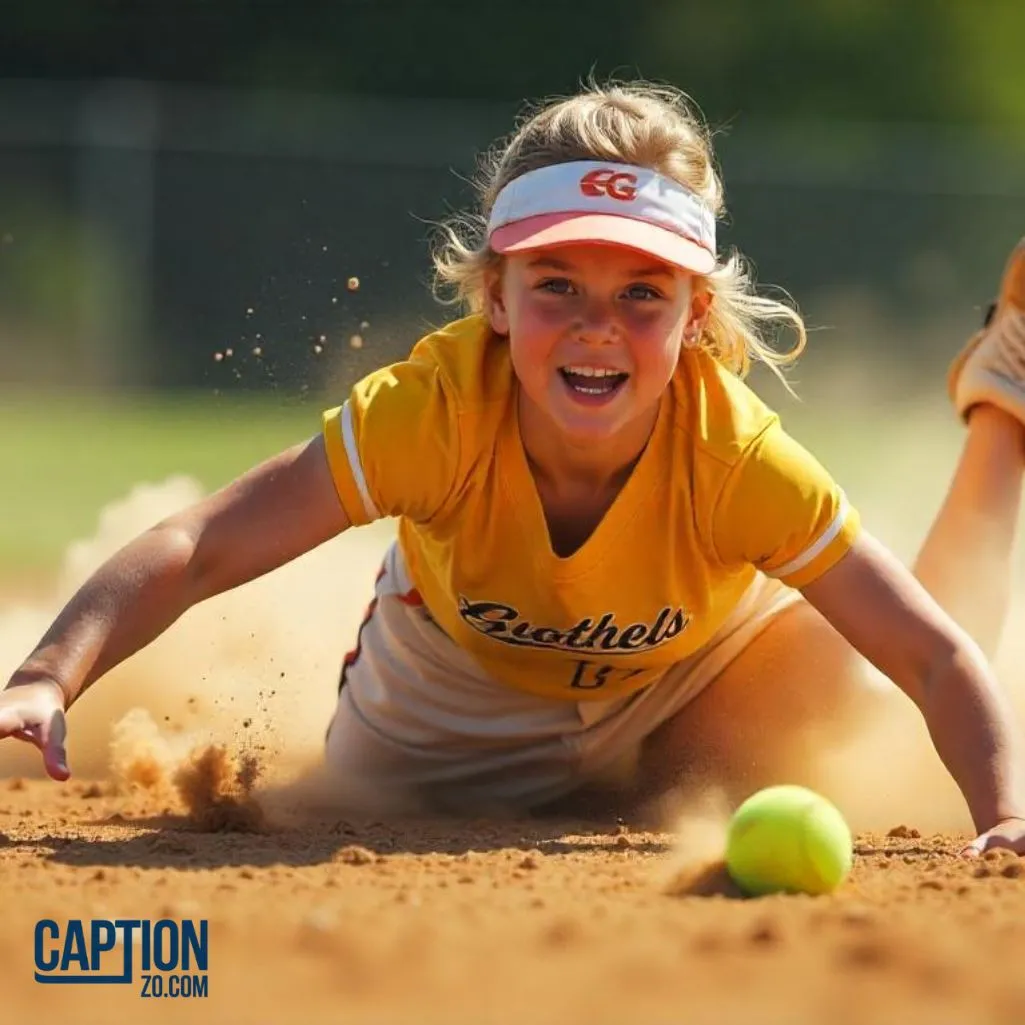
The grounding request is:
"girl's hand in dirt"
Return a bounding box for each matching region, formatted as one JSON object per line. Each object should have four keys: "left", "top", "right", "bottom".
{"left": 0, "top": 679, "right": 70, "bottom": 781}
{"left": 962, "top": 817, "right": 1025, "bottom": 857}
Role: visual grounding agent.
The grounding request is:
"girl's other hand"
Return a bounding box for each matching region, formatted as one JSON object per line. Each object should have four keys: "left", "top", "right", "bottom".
{"left": 0, "top": 678, "right": 70, "bottom": 781}
{"left": 962, "top": 817, "right": 1025, "bottom": 857}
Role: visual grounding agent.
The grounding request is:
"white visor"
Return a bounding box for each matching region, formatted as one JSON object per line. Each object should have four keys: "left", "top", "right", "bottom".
{"left": 486, "top": 160, "right": 716, "bottom": 273}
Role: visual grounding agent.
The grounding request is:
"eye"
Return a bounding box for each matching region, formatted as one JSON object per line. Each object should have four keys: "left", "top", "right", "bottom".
{"left": 536, "top": 277, "right": 575, "bottom": 295}
{"left": 623, "top": 282, "right": 664, "bottom": 301}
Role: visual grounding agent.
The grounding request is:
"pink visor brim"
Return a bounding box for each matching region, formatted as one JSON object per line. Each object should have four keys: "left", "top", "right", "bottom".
{"left": 489, "top": 212, "right": 716, "bottom": 274}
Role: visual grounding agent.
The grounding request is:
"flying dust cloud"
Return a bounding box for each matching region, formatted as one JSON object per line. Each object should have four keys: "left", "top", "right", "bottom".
{"left": 0, "top": 475, "right": 394, "bottom": 822}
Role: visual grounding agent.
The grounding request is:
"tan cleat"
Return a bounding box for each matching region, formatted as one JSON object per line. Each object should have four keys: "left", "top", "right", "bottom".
{"left": 943, "top": 237, "right": 1025, "bottom": 422}
{"left": 948, "top": 238, "right": 1025, "bottom": 423}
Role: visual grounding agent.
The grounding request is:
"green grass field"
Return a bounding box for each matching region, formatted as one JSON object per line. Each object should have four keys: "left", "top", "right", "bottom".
{"left": 0, "top": 384, "right": 964, "bottom": 577}
{"left": 0, "top": 390, "right": 321, "bottom": 573}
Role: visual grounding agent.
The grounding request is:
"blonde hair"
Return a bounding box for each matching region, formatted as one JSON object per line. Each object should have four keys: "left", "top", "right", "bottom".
{"left": 432, "top": 80, "right": 806, "bottom": 384}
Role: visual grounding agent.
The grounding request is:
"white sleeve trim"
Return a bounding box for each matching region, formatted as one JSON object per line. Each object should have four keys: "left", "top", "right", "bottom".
{"left": 341, "top": 401, "right": 381, "bottom": 521}
{"left": 766, "top": 493, "right": 850, "bottom": 580}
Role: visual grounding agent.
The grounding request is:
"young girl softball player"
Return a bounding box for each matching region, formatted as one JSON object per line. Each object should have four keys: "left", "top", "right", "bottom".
{"left": 3, "top": 82, "right": 1025, "bottom": 854}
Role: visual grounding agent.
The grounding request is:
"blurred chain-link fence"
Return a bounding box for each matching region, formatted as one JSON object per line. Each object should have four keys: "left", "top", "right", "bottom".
{"left": 2, "top": 80, "right": 1025, "bottom": 399}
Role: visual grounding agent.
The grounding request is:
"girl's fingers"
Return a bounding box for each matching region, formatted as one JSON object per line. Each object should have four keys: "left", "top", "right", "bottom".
{"left": 0, "top": 708, "right": 29, "bottom": 738}
{"left": 0, "top": 706, "right": 70, "bottom": 779}
{"left": 40, "top": 711, "right": 70, "bottom": 781}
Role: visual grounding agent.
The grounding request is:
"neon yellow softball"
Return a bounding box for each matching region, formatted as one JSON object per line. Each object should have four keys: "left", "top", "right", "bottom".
{"left": 725, "top": 784, "right": 854, "bottom": 896}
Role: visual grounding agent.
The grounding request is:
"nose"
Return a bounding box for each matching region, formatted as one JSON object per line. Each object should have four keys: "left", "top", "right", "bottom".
{"left": 573, "top": 296, "right": 620, "bottom": 346}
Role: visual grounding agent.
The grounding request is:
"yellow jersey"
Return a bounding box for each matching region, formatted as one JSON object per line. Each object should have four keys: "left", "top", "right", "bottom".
{"left": 322, "top": 314, "right": 859, "bottom": 702}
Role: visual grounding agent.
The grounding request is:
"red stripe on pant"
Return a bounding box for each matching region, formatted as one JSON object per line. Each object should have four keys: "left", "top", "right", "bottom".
{"left": 337, "top": 596, "right": 379, "bottom": 693}
{"left": 336, "top": 564, "right": 422, "bottom": 693}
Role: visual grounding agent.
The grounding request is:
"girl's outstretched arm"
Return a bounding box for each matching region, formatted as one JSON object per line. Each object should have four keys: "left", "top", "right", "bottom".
{"left": 801, "top": 532, "right": 1025, "bottom": 854}
{"left": 1, "top": 435, "right": 349, "bottom": 777}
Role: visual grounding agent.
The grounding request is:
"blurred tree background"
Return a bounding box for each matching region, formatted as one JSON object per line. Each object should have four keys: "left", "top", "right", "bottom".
{"left": 5, "top": 0, "right": 1024, "bottom": 125}
{"left": 1, "top": 0, "right": 1024, "bottom": 396}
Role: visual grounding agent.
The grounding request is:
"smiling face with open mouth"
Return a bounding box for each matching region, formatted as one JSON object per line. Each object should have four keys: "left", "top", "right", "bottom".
{"left": 487, "top": 243, "right": 702, "bottom": 453}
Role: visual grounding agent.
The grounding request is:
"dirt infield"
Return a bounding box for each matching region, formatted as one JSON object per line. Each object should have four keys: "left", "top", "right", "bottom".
{"left": 5, "top": 468, "right": 1025, "bottom": 1023}
{"left": 3, "top": 772, "right": 1025, "bottom": 1025}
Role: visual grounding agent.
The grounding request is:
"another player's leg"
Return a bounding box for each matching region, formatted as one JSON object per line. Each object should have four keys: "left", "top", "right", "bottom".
{"left": 915, "top": 238, "right": 1025, "bottom": 657}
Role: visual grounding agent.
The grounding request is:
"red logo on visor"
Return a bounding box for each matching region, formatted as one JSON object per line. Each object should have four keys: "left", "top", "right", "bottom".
{"left": 579, "top": 168, "right": 638, "bottom": 201}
